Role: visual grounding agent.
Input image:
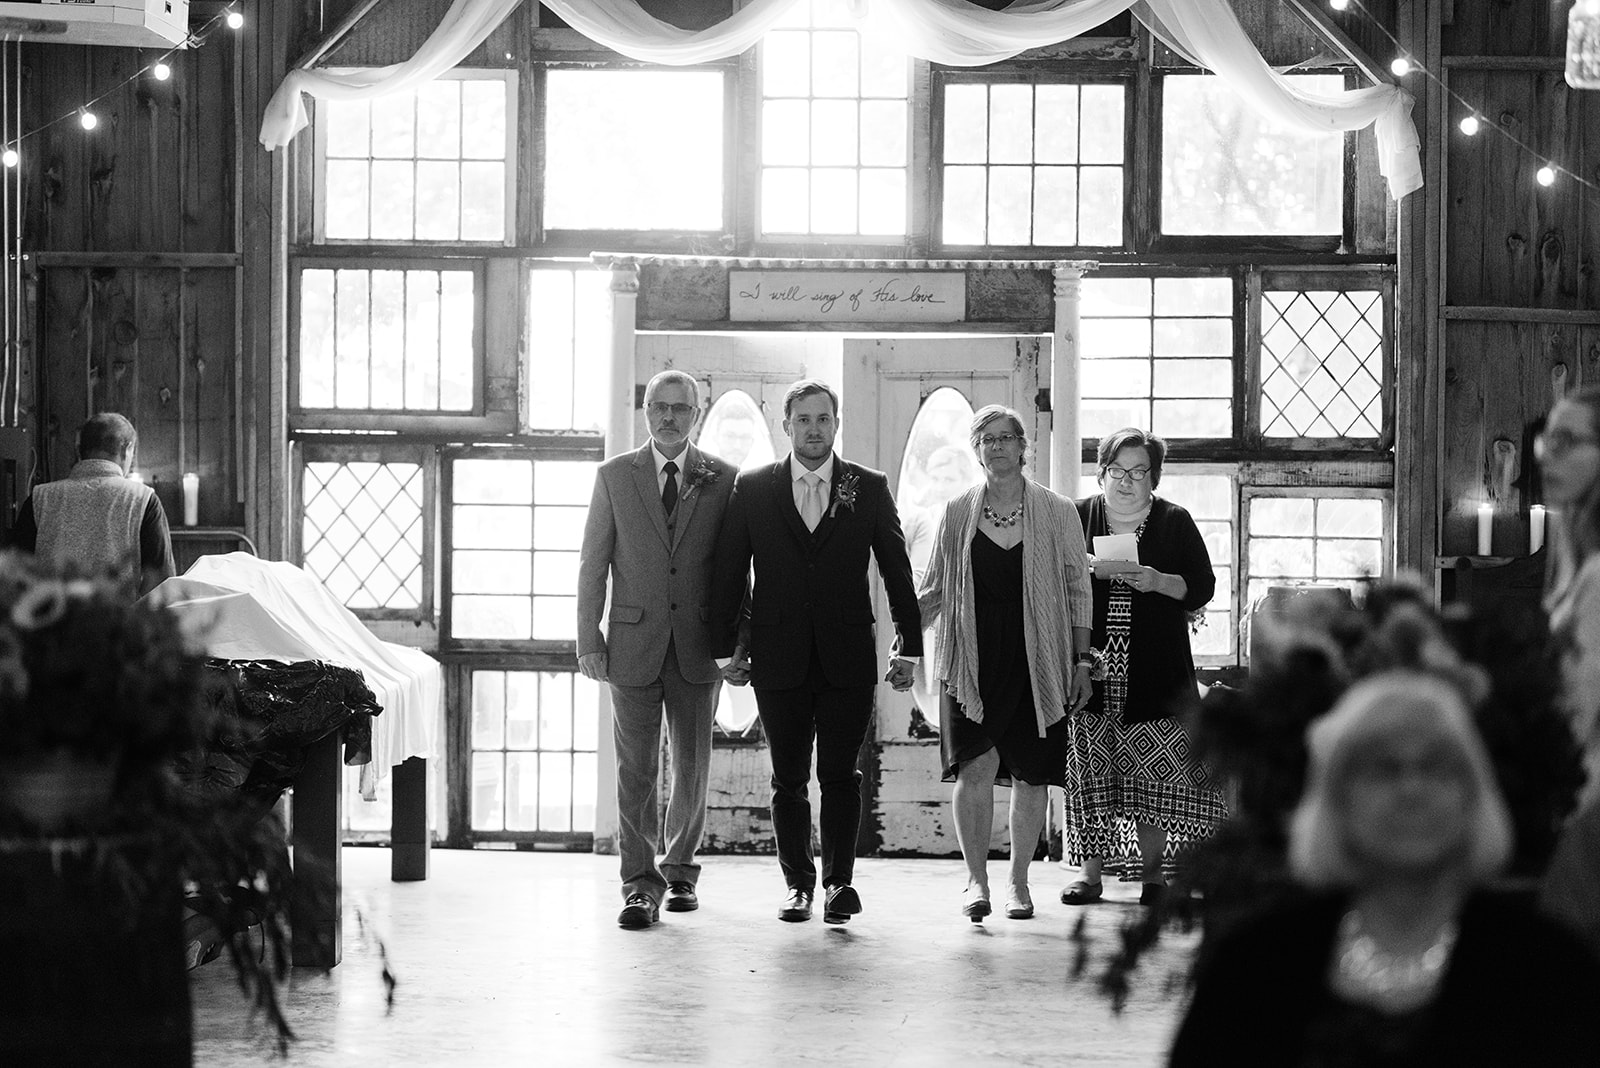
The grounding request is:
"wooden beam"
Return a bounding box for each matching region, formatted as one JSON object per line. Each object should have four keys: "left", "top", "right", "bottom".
{"left": 1282, "top": 0, "right": 1393, "bottom": 87}
{"left": 291, "top": 0, "right": 390, "bottom": 71}
{"left": 1440, "top": 55, "right": 1564, "bottom": 70}
{"left": 1442, "top": 305, "right": 1600, "bottom": 324}
{"left": 33, "top": 251, "right": 239, "bottom": 269}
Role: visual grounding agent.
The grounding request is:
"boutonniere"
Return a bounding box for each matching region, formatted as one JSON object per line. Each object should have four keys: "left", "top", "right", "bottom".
{"left": 828, "top": 471, "right": 861, "bottom": 518}
{"left": 680, "top": 460, "right": 720, "bottom": 501}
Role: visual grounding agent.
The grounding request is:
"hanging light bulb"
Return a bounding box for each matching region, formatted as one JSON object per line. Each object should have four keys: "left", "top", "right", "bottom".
{"left": 79, "top": 109, "right": 99, "bottom": 131}
{"left": 1459, "top": 114, "right": 1481, "bottom": 136}
{"left": 1537, "top": 164, "right": 1558, "bottom": 186}
{"left": 226, "top": 10, "right": 245, "bottom": 30}
{"left": 153, "top": 61, "right": 171, "bottom": 81}
{"left": 1391, "top": 56, "right": 1413, "bottom": 77}
{"left": 2, "top": 147, "right": 17, "bottom": 168}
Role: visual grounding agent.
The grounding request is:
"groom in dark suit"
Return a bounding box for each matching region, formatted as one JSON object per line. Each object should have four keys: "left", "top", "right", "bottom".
{"left": 712, "top": 379, "right": 921, "bottom": 925}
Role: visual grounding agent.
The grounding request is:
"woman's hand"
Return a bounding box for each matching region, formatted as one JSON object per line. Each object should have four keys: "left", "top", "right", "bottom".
{"left": 1069, "top": 664, "right": 1094, "bottom": 712}
{"left": 1115, "top": 565, "right": 1163, "bottom": 595}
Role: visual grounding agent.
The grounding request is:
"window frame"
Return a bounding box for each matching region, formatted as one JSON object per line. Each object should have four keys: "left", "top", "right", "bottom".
{"left": 930, "top": 67, "right": 1137, "bottom": 254}
{"left": 310, "top": 68, "right": 519, "bottom": 249}
{"left": 1150, "top": 69, "right": 1357, "bottom": 255}
{"left": 292, "top": 438, "right": 439, "bottom": 624}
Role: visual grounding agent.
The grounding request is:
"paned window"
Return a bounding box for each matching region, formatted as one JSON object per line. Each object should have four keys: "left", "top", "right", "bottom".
{"left": 318, "top": 73, "right": 511, "bottom": 243}
{"left": 447, "top": 456, "right": 598, "bottom": 643}
{"left": 1259, "top": 288, "right": 1385, "bottom": 439}
{"left": 1161, "top": 74, "right": 1344, "bottom": 237}
{"left": 1080, "top": 276, "right": 1234, "bottom": 440}
{"left": 470, "top": 670, "right": 599, "bottom": 833}
{"left": 543, "top": 69, "right": 724, "bottom": 232}
{"left": 527, "top": 266, "right": 611, "bottom": 431}
{"left": 297, "top": 266, "right": 478, "bottom": 413}
{"left": 940, "top": 80, "right": 1125, "bottom": 247}
{"left": 760, "top": 0, "right": 909, "bottom": 236}
{"left": 1245, "top": 492, "right": 1386, "bottom": 612}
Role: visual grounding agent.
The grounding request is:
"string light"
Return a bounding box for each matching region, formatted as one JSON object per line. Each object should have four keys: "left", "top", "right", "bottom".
{"left": 1, "top": 9, "right": 240, "bottom": 156}
{"left": 1333, "top": 0, "right": 1600, "bottom": 198}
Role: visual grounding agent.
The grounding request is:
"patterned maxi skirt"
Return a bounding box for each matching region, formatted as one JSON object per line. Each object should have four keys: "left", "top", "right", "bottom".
{"left": 1064, "top": 583, "right": 1228, "bottom": 879}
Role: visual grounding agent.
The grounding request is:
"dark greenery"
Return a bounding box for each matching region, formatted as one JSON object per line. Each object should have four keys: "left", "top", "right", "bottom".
{"left": 1076, "top": 579, "right": 1585, "bottom": 1011}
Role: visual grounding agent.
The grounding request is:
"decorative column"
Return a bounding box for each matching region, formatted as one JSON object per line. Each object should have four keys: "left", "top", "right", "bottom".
{"left": 592, "top": 259, "right": 639, "bottom": 854}
{"left": 1049, "top": 263, "right": 1089, "bottom": 496}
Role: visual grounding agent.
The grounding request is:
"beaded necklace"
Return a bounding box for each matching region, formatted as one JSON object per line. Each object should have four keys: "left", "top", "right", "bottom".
{"left": 982, "top": 502, "right": 1023, "bottom": 528}
{"left": 1334, "top": 908, "right": 1458, "bottom": 1002}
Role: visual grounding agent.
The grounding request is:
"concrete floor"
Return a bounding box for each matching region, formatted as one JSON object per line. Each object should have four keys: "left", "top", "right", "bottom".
{"left": 191, "top": 848, "right": 1194, "bottom": 1066}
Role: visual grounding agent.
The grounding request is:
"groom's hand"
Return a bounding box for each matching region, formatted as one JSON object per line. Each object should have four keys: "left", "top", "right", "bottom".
{"left": 884, "top": 657, "right": 915, "bottom": 691}
{"left": 722, "top": 646, "right": 751, "bottom": 686}
{"left": 578, "top": 652, "right": 608, "bottom": 682}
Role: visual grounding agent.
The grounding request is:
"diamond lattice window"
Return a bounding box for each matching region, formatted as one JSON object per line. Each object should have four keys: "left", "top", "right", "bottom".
{"left": 302, "top": 461, "right": 426, "bottom": 610}
{"left": 1260, "top": 290, "right": 1384, "bottom": 438}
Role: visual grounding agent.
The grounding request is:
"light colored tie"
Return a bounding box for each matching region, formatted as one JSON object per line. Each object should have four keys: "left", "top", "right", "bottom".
{"left": 801, "top": 472, "right": 825, "bottom": 531}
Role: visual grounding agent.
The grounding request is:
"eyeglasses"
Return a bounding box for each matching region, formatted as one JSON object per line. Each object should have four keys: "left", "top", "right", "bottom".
{"left": 978, "top": 433, "right": 1019, "bottom": 448}
{"left": 647, "top": 402, "right": 696, "bottom": 419}
{"left": 1104, "top": 465, "right": 1151, "bottom": 483}
{"left": 1534, "top": 427, "right": 1599, "bottom": 460}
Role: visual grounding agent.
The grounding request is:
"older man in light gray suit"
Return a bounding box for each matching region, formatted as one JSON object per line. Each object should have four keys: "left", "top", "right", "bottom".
{"left": 578, "top": 370, "right": 740, "bottom": 929}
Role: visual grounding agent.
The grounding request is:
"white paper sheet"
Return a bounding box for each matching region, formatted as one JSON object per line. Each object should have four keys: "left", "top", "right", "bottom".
{"left": 1092, "top": 533, "right": 1140, "bottom": 563}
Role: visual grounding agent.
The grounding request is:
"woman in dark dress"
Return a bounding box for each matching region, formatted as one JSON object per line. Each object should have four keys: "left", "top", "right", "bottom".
{"left": 1170, "top": 671, "right": 1600, "bottom": 1067}
{"left": 1063, "top": 428, "right": 1226, "bottom": 907}
{"left": 918, "top": 405, "right": 1094, "bottom": 921}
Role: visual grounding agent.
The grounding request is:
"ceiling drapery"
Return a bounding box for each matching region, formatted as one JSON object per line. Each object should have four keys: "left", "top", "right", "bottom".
{"left": 260, "top": 0, "right": 1421, "bottom": 200}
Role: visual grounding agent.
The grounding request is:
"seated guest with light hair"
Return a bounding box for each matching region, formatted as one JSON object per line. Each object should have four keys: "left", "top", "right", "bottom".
{"left": 1170, "top": 671, "right": 1600, "bottom": 1067}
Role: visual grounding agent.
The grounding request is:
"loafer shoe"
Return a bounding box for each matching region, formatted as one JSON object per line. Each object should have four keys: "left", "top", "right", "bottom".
{"left": 1004, "top": 886, "right": 1035, "bottom": 919}
{"left": 961, "top": 885, "right": 992, "bottom": 923}
{"left": 1060, "top": 879, "right": 1104, "bottom": 906}
{"left": 1139, "top": 882, "right": 1167, "bottom": 908}
{"left": 664, "top": 881, "right": 699, "bottom": 912}
{"left": 823, "top": 884, "right": 862, "bottom": 925}
{"left": 618, "top": 893, "right": 659, "bottom": 929}
{"left": 779, "top": 888, "right": 813, "bottom": 922}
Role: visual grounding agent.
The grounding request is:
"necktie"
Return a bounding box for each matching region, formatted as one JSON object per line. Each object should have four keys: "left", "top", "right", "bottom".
{"left": 801, "top": 472, "right": 825, "bottom": 531}
{"left": 662, "top": 460, "right": 679, "bottom": 514}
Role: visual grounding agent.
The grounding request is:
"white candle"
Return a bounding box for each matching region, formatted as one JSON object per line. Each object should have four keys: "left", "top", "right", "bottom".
{"left": 182, "top": 472, "right": 199, "bottom": 527}
{"left": 1531, "top": 504, "right": 1547, "bottom": 554}
{"left": 1477, "top": 502, "right": 1493, "bottom": 556}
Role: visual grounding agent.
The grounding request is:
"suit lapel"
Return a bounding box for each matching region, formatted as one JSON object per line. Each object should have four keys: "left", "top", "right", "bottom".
{"left": 631, "top": 444, "right": 672, "bottom": 550}
{"left": 670, "top": 444, "right": 703, "bottom": 552}
{"left": 776, "top": 457, "right": 811, "bottom": 549}
{"left": 809, "top": 457, "right": 849, "bottom": 553}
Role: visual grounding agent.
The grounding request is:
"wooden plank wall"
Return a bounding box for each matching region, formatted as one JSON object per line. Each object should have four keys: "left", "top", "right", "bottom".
{"left": 1434, "top": 3, "right": 1600, "bottom": 560}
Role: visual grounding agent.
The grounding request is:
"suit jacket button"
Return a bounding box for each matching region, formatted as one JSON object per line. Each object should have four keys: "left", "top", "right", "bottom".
{"left": 670, "top": 603, "right": 678, "bottom": 610}
{"left": 670, "top": 567, "right": 677, "bottom": 575}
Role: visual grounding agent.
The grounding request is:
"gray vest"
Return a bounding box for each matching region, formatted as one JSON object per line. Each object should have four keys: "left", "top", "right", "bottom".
{"left": 33, "top": 459, "right": 154, "bottom": 578}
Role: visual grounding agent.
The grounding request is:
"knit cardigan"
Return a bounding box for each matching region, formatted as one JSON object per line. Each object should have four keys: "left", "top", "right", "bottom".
{"left": 916, "top": 479, "right": 1092, "bottom": 736}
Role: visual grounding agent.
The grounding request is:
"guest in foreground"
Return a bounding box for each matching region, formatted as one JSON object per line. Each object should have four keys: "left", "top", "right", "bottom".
{"left": 577, "top": 370, "right": 738, "bottom": 929}
{"left": 1063, "top": 428, "right": 1225, "bottom": 907}
{"left": 1536, "top": 384, "right": 1600, "bottom": 956}
{"left": 711, "top": 379, "right": 920, "bottom": 925}
{"left": 7, "top": 412, "right": 174, "bottom": 596}
{"left": 917, "top": 405, "right": 1092, "bottom": 921}
{"left": 1169, "top": 672, "right": 1600, "bottom": 1067}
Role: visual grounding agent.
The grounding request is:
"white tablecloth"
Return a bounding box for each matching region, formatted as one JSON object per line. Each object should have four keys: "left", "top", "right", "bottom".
{"left": 148, "top": 553, "right": 439, "bottom": 777}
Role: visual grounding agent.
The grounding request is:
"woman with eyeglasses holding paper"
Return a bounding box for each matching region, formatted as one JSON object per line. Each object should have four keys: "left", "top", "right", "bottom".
{"left": 1536, "top": 385, "right": 1600, "bottom": 957}
{"left": 1061, "top": 427, "right": 1226, "bottom": 908}
{"left": 917, "top": 404, "right": 1093, "bottom": 921}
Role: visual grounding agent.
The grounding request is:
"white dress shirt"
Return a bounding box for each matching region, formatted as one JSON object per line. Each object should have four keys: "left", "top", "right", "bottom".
{"left": 652, "top": 441, "right": 689, "bottom": 496}
{"left": 791, "top": 453, "right": 834, "bottom": 521}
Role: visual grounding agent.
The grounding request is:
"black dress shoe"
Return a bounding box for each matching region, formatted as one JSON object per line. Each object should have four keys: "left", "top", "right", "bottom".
{"left": 823, "top": 884, "right": 862, "bottom": 925}
{"left": 778, "top": 888, "right": 813, "bottom": 922}
{"left": 618, "top": 893, "right": 659, "bottom": 929}
{"left": 1139, "top": 883, "right": 1167, "bottom": 908}
{"left": 664, "top": 881, "right": 699, "bottom": 912}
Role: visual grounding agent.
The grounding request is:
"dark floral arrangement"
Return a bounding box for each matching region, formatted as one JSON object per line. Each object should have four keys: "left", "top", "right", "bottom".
{"left": 0, "top": 552, "right": 211, "bottom": 770}
{"left": 1075, "top": 577, "right": 1584, "bottom": 1011}
{"left": 830, "top": 470, "right": 861, "bottom": 517}
{"left": 682, "top": 459, "right": 721, "bottom": 498}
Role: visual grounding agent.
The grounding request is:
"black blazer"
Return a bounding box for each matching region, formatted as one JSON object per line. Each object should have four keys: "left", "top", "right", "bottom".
{"left": 1077, "top": 494, "right": 1214, "bottom": 724}
{"left": 711, "top": 455, "right": 922, "bottom": 690}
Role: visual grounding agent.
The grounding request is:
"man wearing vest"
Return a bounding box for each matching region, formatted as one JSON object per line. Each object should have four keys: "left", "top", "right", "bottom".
{"left": 9, "top": 413, "right": 176, "bottom": 595}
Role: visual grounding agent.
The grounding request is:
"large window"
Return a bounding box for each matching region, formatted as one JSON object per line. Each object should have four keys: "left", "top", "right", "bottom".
{"left": 940, "top": 79, "right": 1125, "bottom": 248}
{"left": 1161, "top": 74, "right": 1345, "bottom": 238}
{"left": 760, "top": 0, "right": 909, "bottom": 237}
{"left": 470, "top": 669, "right": 599, "bottom": 835}
{"left": 526, "top": 265, "right": 611, "bottom": 432}
{"left": 543, "top": 69, "right": 725, "bottom": 233}
{"left": 1244, "top": 491, "right": 1387, "bottom": 617}
{"left": 317, "top": 72, "right": 512, "bottom": 243}
{"left": 299, "top": 446, "right": 433, "bottom": 619}
{"left": 1258, "top": 287, "right": 1386, "bottom": 440}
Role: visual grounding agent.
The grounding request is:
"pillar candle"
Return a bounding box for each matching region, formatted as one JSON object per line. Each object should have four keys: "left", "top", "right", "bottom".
{"left": 1531, "top": 504, "right": 1547, "bottom": 554}
{"left": 1477, "top": 502, "right": 1493, "bottom": 556}
{"left": 181, "top": 472, "right": 199, "bottom": 527}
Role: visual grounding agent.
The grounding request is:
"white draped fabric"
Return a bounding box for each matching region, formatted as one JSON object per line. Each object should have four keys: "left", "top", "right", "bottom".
{"left": 258, "top": 0, "right": 521, "bottom": 149}
{"left": 259, "top": 0, "right": 1422, "bottom": 195}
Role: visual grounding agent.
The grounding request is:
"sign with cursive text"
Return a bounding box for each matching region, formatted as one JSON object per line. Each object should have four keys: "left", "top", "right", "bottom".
{"left": 729, "top": 271, "right": 966, "bottom": 323}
